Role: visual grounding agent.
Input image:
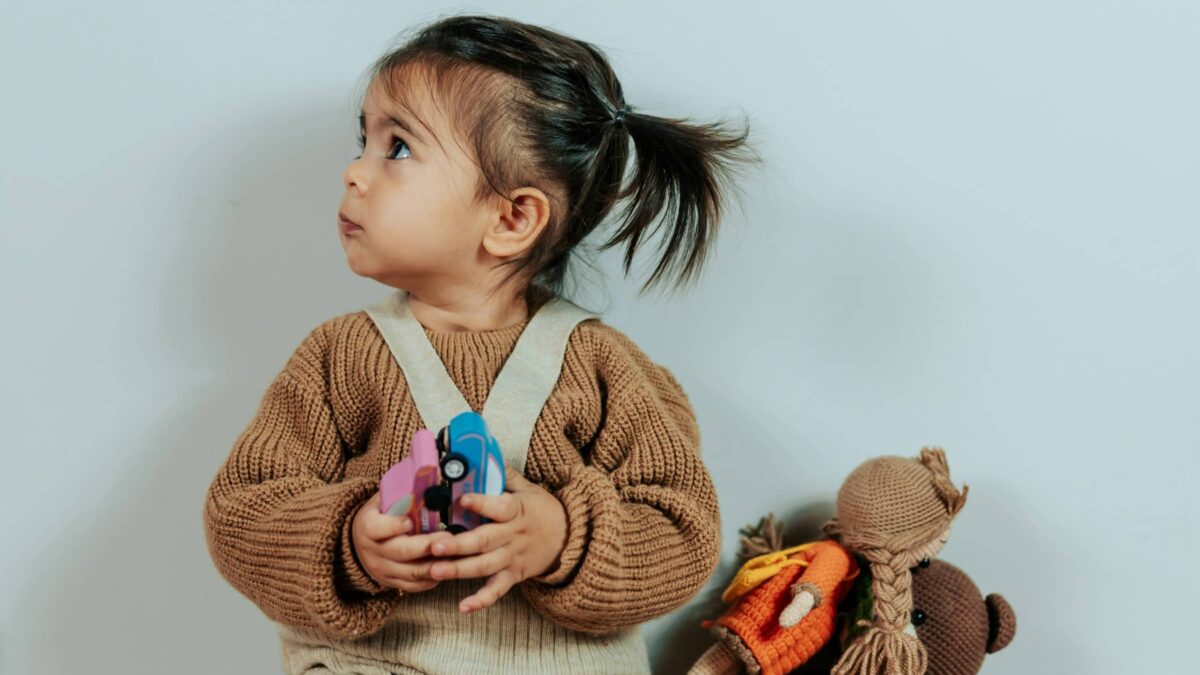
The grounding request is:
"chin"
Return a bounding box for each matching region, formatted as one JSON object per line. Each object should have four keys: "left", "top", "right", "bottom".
{"left": 343, "top": 254, "right": 373, "bottom": 279}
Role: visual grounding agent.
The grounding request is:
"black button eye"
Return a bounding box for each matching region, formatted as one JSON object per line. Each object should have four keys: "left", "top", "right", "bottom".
{"left": 919, "top": 557, "right": 931, "bottom": 568}
{"left": 911, "top": 608, "right": 928, "bottom": 626}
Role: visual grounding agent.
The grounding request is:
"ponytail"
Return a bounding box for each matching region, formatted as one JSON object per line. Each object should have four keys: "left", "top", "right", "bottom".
{"left": 601, "top": 106, "right": 759, "bottom": 293}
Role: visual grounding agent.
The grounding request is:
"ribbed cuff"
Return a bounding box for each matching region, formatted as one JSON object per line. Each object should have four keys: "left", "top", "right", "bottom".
{"left": 530, "top": 467, "right": 597, "bottom": 585}
{"left": 335, "top": 493, "right": 391, "bottom": 596}
{"left": 285, "top": 476, "right": 402, "bottom": 638}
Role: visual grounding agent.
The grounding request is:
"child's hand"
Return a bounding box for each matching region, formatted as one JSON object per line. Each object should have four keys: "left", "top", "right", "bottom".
{"left": 427, "top": 466, "right": 568, "bottom": 614}
{"left": 351, "top": 491, "right": 456, "bottom": 594}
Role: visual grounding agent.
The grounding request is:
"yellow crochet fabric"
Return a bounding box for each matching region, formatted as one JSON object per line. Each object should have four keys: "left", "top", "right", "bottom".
{"left": 721, "top": 542, "right": 818, "bottom": 603}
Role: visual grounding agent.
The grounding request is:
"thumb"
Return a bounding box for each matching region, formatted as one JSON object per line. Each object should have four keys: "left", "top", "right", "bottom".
{"left": 504, "top": 465, "right": 532, "bottom": 491}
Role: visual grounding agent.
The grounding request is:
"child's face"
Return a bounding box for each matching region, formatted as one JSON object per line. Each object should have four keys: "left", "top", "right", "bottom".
{"left": 338, "top": 76, "right": 494, "bottom": 292}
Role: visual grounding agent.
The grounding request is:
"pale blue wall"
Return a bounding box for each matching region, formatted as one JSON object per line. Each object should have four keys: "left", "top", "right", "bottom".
{"left": 2, "top": 1, "right": 1196, "bottom": 673}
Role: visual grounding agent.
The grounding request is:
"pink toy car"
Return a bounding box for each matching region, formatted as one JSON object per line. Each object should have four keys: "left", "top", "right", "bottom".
{"left": 378, "top": 429, "right": 442, "bottom": 533}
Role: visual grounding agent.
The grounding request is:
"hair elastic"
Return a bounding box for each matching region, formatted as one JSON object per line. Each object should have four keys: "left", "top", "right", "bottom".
{"left": 612, "top": 105, "right": 630, "bottom": 130}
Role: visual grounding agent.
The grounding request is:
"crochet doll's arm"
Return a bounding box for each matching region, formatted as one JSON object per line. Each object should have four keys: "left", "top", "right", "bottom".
{"left": 202, "top": 320, "right": 401, "bottom": 639}
{"left": 779, "top": 540, "right": 854, "bottom": 627}
{"left": 519, "top": 323, "right": 721, "bottom": 635}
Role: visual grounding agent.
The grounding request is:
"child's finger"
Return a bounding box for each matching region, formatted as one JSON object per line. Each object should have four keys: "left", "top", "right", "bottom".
{"left": 430, "top": 522, "right": 512, "bottom": 557}
{"left": 363, "top": 515, "right": 414, "bottom": 541}
{"left": 430, "top": 548, "right": 511, "bottom": 581}
{"left": 460, "top": 569, "right": 517, "bottom": 614}
{"left": 503, "top": 465, "right": 534, "bottom": 490}
{"left": 459, "top": 492, "right": 522, "bottom": 523}
{"left": 381, "top": 555, "right": 447, "bottom": 583}
{"left": 361, "top": 500, "right": 416, "bottom": 541}
{"left": 393, "top": 578, "right": 439, "bottom": 594}
{"left": 381, "top": 530, "right": 455, "bottom": 562}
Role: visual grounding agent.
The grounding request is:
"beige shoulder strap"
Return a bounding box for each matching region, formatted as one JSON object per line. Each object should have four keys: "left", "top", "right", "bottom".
{"left": 363, "top": 289, "right": 598, "bottom": 472}
{"left": 363, "top": 290, "right": 471, "bottom": 437}
{"left": 480, "top": 295, "right": 599, "bottom": 472}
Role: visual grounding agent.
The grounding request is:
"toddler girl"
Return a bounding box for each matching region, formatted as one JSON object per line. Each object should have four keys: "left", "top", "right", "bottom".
{"left": 203, "top": 13, "right": 758, "bottom": 674}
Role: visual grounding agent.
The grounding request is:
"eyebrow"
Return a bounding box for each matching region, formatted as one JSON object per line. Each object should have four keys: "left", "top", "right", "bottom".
{"left": 359, "top": 111, "right": 429, "bottom": 145}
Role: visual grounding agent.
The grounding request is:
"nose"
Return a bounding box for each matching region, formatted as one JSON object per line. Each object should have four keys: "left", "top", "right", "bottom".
{"left": 343, "top": 157, "right": 368, "bottom": 193}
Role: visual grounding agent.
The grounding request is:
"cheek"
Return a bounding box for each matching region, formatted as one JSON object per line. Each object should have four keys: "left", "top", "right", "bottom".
{"left": 411, "top": 187, "right": 490, "bottom": 252}
{"left": 362, "top": 169, "right": 490, "bottom": 266}
{"left": 389, "top": 171, "right": 467, "bottom": 220}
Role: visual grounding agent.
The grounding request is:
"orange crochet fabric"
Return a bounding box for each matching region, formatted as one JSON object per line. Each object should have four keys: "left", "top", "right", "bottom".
{"left": 703, "top": 540, "right": 857, "bottom": 675}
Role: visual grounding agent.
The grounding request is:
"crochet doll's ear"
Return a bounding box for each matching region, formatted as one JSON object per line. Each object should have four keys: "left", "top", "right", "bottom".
{"left": 985, "top": 593, "right": 1017, "bottom": 653}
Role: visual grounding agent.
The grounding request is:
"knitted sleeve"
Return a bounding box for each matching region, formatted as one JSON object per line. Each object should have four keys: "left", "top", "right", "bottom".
{"left": 518, "top": 323, "right": 722, "bottom": 634}
{"left": 202, "top": 321, "right": 401, "bottom": 639}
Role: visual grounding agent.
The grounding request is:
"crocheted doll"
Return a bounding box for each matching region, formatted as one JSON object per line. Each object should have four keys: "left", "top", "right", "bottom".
{"left": 689, "top": 447, "right": 968, "bottom": 675}
{"left": 796, "top": 558, "right": 1017, "bottom": 675}
{"left": 827, "top": 447, "right": 968, "bottom": 675}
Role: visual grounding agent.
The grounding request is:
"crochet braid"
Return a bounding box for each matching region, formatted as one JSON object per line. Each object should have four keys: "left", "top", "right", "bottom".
{"left": 832, "top": 547, "right": 927, "bottom": 675}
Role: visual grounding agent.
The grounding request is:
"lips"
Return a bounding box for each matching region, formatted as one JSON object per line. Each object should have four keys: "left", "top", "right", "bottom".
{"left": 338, "top": 212, "right": 362, "bottom": 233}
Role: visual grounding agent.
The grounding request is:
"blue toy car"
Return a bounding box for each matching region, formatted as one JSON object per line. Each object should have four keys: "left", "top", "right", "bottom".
{"left": 439, "top": 411, "right": 506, "bottom": 533}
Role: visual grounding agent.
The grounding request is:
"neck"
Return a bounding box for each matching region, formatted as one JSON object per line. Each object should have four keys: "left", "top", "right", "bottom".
{"left": 404, "top": 284, "right": 532, "bottom": 333}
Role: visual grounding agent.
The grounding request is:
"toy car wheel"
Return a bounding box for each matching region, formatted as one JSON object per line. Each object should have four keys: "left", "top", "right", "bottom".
{"left": 424, "top": 485, "right": 451, "bottom": 511}
{"left": 442, "top": 453, "right": 469, "bottom": 483}
{"left": 435, "top": 426, "right": 449, "bottom": 455}
{"left": 446, "top": 524, "right": 467, "bottom": 535}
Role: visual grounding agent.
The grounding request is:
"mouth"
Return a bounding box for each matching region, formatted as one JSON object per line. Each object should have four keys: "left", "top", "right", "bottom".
{"left": 338, "top": 212, "right": 363, "bottom": 234}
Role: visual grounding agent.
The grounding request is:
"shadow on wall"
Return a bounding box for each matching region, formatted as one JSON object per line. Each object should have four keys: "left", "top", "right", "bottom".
{"left": 12, "top": 93, "right": 365, "bottom": 673}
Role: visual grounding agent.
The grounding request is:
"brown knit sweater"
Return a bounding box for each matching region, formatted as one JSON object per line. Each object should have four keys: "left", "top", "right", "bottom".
{"left": 202, "top": 308, "right": 722, "bottom": 644}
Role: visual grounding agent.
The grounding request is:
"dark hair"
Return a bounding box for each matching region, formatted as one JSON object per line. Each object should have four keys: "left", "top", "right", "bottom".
{"left": 356, "top": 14, "right": 761, "bottom": 302}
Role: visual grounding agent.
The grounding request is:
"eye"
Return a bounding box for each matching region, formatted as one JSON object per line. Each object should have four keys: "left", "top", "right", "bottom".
{"left": 919, "top": 557, "right": 931, "bottom": 568}
{"left": 386, "top": 134, "right": 412, "bottom": 160}
{"left": 911, "top": 608, "right": 928, "bottom": 627}
{"left": 352, "top": 132, "right": 366, "bottom": 160}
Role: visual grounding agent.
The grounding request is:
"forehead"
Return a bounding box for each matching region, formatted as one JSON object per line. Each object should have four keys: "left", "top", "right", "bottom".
{"left": 360, "top": 71, "right": 454, "bottom": 146}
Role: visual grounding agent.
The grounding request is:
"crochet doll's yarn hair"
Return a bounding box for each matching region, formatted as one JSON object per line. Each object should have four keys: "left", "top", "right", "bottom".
{"left": 826, "top": 447, "right": 968, "bottom": 554}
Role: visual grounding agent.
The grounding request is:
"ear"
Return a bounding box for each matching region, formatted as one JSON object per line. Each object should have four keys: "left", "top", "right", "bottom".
{"left": 985, "top": 593, "right": 1017, "bottom": 653}
{"left": 482, "top": 187, "right": 552, "bottom": 259}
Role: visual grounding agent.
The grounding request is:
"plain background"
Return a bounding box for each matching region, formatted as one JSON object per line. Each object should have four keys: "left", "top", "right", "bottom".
{"left": 2, "top": 1, "right": 1197, "bottom": 673}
